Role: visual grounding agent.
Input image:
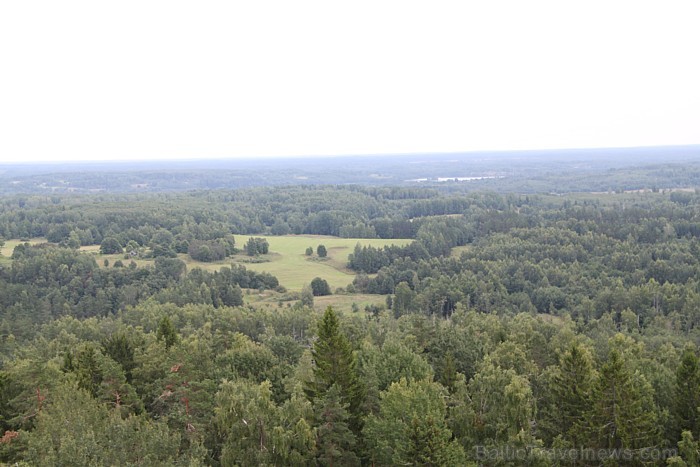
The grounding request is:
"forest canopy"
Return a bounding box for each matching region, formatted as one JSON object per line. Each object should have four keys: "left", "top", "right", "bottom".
{"left": 2, "top": 166, "right": 700, "bottom": 464}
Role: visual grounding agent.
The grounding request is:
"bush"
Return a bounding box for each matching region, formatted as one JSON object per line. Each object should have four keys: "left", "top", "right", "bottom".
{"left": 100, "top": 237, "right": 123, "bottom": 254}
{"left": 311, "top": 277, "right": 331, "bottom": 296}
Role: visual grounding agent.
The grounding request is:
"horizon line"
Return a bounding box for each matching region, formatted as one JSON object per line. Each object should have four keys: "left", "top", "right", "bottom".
{"left": 1, "top": 143, "right": 699, "bottom": 166}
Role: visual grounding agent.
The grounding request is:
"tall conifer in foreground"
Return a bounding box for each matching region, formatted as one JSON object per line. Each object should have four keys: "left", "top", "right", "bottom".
{"left": 584, "top": 349, "right": 658, "bottom": 456}
{"left": 674, "top": 346, "right": 700, "bottom": 440}
{"left": 305, "top": 306, "right": 365, "bottom": 436}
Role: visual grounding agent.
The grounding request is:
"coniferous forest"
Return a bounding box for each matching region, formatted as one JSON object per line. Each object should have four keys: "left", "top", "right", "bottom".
{"left": 3, "top": 154, "right": 700, "bottom": 465}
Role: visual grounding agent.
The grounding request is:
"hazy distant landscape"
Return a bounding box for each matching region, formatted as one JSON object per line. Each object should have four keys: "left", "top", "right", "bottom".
{"left": 2, "top": 145, "right": 699, "bottom": 195}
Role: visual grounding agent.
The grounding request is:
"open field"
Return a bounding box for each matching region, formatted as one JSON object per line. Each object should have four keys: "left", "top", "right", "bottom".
{"left": 242, "top": 289, "right": 388, "bottom": 315}
{"left": 4, "top": 235, "right": 409, "bottom": 291}
{"left": 235, "top": 235, "right": 410, "bottom": 290}
{"left": 450, "top": 245, "right": 471, "bottom": 257}
{"left": 78, "top": 234, "right": 411, "bottom": 291}
{"left": 1, "top": 237, "right": 48, "bottom": 258}
{"left": 312, "top": 293, "right": 387, "bottom": 314}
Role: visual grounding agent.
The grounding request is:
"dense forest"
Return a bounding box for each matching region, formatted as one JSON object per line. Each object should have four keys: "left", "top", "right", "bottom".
{"left": 3, "top": 165, "right": 700, "bottom": 465}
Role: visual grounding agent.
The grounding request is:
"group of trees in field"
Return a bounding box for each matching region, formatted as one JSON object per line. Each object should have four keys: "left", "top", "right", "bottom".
{"left": 4, "top": 187, "right": 700, "bottom": 464}
{"left": 244, "top": 237, "right": 269, "bottom": 256}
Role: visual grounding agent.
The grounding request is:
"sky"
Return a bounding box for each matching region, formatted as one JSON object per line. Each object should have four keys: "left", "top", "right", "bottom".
{"left": 1, "top": 1, "right": 698, "bottom": 163}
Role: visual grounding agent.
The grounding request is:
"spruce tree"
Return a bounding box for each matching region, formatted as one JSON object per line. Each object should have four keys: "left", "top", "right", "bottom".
{"left": 156, "top": 316, "right": 178, "bottom": 350}
{"left": 584, "top": 349, "right": 658, "bottom": 454}
{"left": 674, "top": 346, "right": 700, "bottom": 439}
{"left": 550, "top": 342, "right": 595, "bottom": 444}
{"left": 314, "top": 384, "right": 360, "bottom": 467}
{"left": 102, "top": 333, "right": 136, "bottom": 383}
{"left": 305, "top": 307, "right": 365, "bottom": 435}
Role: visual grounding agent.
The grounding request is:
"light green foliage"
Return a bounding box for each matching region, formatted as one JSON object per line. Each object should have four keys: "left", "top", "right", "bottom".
{"left": 466, "top": 358, "right": 538, "bottom": 448}
{"left": 358, "top": 336, "right": 433, "bottom": 391}
{"left": 215, "top": 379, "right": 315, "bottom": 466}
{"left": 300, "top": 284, "right": 314, "bottom": 308}
{"left": 6, "top": 188, "right": 700, "bottom": 464}
{"left": 392, "top": 281, "right": 416, "bottom": 317}
{"left": 25, "top": 382, "right": 202, "bottom": 466}
{"left": 364, "top": 378, "right": 466, "bottom": 466}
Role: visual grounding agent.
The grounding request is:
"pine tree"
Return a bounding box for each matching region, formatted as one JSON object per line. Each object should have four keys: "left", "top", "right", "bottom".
{"left": 363, "top": 378, "right": 466, "bottom": 466}
{"left": 678, "top": 431, "right": 699, "bottom": 466}
{"left": 305, "top": 307, "right": 365, "bottom": 435}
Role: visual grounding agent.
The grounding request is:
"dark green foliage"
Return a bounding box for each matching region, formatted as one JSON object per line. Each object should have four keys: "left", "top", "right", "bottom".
{"left": 306, "top": 307, "right": 365, "bottom": 435}
{"left": 156, "top": 316, "right": 178, "bottom": 349}
{"left": 154, "top": 256, "right": 186, "bottom": 281}
{"left": 407, "top": 416, "right": 455, "bottom": 466}
{"left": 674, "top": 347, "right": 700, "bottom": 439}
{"left": 316, "top": 244, "right": 327, "bottom": 258}
{"left": 314, "top": 385, "right": 360, "bottom": 467}
{"left": 583, "top": 349, "right": 659, "bottom": 453}
{"left": 437, "top": 353, "right": 457, "bottom": 394}
{"left": 245, "top": 237, "right": 269, "bottom": 256}
{"left": 305, "top": 246, "right": 313, "bottom": 256}
{"left": 103, "top": 333, "right": 136, "bottom": 382}
{"left": 100, "top": 236, "right": 123, "bottom": 254}
{"left": 548, "top": 343, "right": 594, "bottom": 444}
{"left": 0, "top": 372, "right": 11, "bottom": 432}
{"left": 5, "top": 183, "right": 700, "bottom": 464}
{"left": 74, "top": 345, "right": 103, "bottom": 397}
{"left": 188, "top": 241, "right": 217, "bottom": 262}
{"left": 310, "top": 277, "right": 331, "bottom": 296}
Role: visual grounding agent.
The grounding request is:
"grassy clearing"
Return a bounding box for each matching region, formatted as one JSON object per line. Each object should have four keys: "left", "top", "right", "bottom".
{"left": 1, "top": 238, "right": 48, "bottom": 258}
{"left": 312, "top": 293, "right": 387, "bottom": 314}
{"left": 78, "top": 234, "right": 410, "bottom": 291}
{"left": 242, "top": 289, "right": 388, "bottom": 315}
{"left": 3, "top": 235, "right": 395, "bottom": 309}
{"left": 450, "top": 245, "right": 471, "bottom": 257}
{"left": 238, "top": 235, "right": 410, "bottom": 290}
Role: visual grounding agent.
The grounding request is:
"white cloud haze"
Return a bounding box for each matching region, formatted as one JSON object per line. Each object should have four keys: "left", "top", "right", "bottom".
{"left": 1, "top": 0, "right": 698, "bottom": 162}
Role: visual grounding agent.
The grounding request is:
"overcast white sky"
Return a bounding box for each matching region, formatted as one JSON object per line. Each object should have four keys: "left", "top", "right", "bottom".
{"left": 1, "top": 1, "right": 698, "bottom": 163}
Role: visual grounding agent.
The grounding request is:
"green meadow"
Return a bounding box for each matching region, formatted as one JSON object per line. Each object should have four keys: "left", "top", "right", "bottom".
{"left": 0, "top": 238, "right": 48, "bottom": 263}
{"left": 233, "top": 235, "right": 410, "bottom": 290}
{"left": 6, "top": 235, "right": 411, "bottom": 291}
{"left": 87, "top": 235, "right": 410, "bottom": 291}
